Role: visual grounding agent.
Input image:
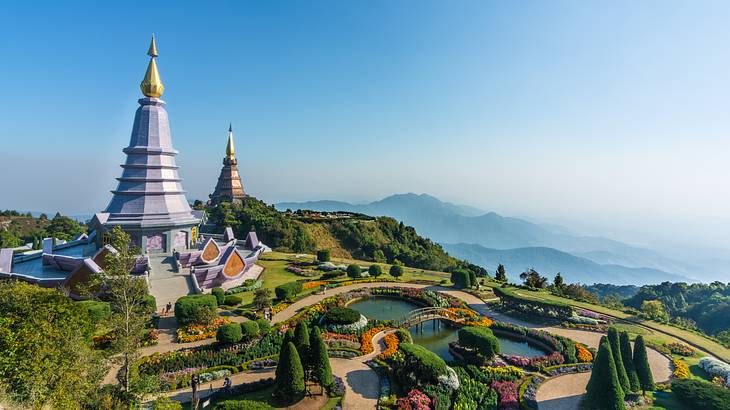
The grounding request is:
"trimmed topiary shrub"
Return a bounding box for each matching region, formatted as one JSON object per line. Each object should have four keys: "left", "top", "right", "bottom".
{"left": 321, "top": 270, "right": 345, "bottom": 280}
{"left": 324, "top": 307, "right": 361, "bottom": 325}
{"left": 672, "top": 378, "right": 730, "bottom": 410}
{"left": 395, "top": 328, "right": 413, "bottom": 344}
{"left": 275, "top": 282, "right": 303, "bottom": 301}
{"left": 346, "top": 264, "right": 362, "bottom": 279}
{"left": 223, "top": 295, "right": 243, "bottom": 306}
{"left": 458, "top": 326, "right": 500, "bottom": 359}
{"left": 607, "top": 327, "right": 631, "bottom": 394}
{"left": 633, "top": 335, "right": 654, "bottom": 394}
{"left": 211, "top": 287, "right": 225, "bottom": 305}
{"left": 240, "top": 320, "right": 260, "bottom": 341}
{"left": 620, "top": 331, "right": 640, "bottom": 392}
{"left": 368, "top": 265, "right": 383, "bottom": 278}
{"left": 255, "top": 319, "right": 271, "bottom": 335}
{"left": 309, "top": 327, "right": 334, "bottom": 388}
{"left": 450, "top": 270, "right": 471, "bottom": 289}
{"left": 273, "top": 342, "right": 305, "bottom": 403}
{"left": 396, "top": 343, "right": 449, "bottom": 389}
{"left": 585, "top": 336, "right": 626, "bottom": 410}
{"left": 174, "top": 294, "right": 218, "bottom": 326}
{"left": 79, "top": 300, "right": 111, "bottom": 323}
{"left": 389, "top": 264, "right": 403, "bottom": 279}
{"left": 316, "top": 249, "right": 331, "bottom": 262}
{"left": 217, "top": 323, "right": 243, "bottom": 344}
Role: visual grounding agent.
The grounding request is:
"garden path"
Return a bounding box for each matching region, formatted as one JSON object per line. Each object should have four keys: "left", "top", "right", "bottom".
{"left": 535, "top": 340, "right": 671, "bottom": 410}
{"left": 330, "top": 330, "right": 390, "bottom": 410}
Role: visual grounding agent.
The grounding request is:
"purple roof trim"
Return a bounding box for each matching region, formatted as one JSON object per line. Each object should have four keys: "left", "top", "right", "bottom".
{"left": 244, "top": 232, "right": 259, "bottom": 250}
{"left": 223, "top": 227, "right": 235, "bottom": 242}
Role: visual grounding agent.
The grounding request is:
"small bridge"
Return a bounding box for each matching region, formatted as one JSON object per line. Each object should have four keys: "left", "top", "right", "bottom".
{"left": 394, "top": 307, "right": 465, "bottom": 329}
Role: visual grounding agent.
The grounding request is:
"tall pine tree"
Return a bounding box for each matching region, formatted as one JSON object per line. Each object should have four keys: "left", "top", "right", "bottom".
{"left": 585, "top": 337, "right": 626, "bottom": 410}
{"left": 274, "top": 342, "right": 306, "bottom": 403}
{"left": 607, "top": 327, "right": 630, "bottom": 394}
{"left": 633, "top": 335, "right": 654, "bottom": 395}
{"left": 309, "top": 326, "right": 334, "bottom": 393}
{"left": 619, "top": 331, "right": 640, "bottom": 392}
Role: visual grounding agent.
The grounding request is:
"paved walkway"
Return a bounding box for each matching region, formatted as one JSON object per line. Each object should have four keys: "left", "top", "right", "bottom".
{"left": 331, "top": 331, "right": 389, "bottom": 410}
{"left": 148, "top": 255, "right": 195, "bottom": 310}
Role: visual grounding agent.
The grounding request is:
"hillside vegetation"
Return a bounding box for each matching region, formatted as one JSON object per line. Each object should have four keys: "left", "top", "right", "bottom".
{"left": 0, "top": 210, "right": 86, "bottom": 248}
{"left": 206, "top": 197, "right": 484, "bottom": 275}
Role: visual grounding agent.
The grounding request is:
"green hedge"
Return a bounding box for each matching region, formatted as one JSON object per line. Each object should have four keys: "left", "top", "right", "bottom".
{"left": 324, "top": 307, "right": 361, "bottom": 325}
{"left": 174, "top": 294, "right": 218, "bottom": 326}
{"left": 458, "top": 326, "right": 500, "bottom": 359}
{"left": 275, "top": 281, "right": 303, "bottom": 301}
{"left": 217, "top": 323, "right": 243, "bottom": 344}
{"left": 212, "top": 287, "right": 225, "bottom": 305}
{"left": 672, "top": 378, "right": 730, "bottom": 410}
{"left": 398, "top": 343, "right": 448, "bottom": 383}
{"left": 78, "top": 300, "right": 111, "bottom": 323}
{"left": 317, "top": 249, "right": 331, "bottom": 262}
{"left": 256, "top": 319, "right": 271, "bottom": 335}
{"left": 223, "top": 295, "right": 243, "bottom": 306}
{"left": 241, "top": 321, "right": 260, "bottom": 341}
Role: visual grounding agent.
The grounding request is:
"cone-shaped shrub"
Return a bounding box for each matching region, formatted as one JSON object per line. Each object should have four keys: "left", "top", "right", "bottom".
{"left": 607, "top": 327, "right": 630, "bottom": 394}
{"left": 633, "top": 335, "right": 654, "bottom": 395}
{"left": 294, "top": 322, "right": 311, "bottom": 371}
{"left": 619, "top": 331, "right": 640, "bottom": 392}
{"left": 309, "top": 327, "right": 334, "bottom": 389}
{"left": 274, "top": 342, "right": 306, "bottom": 402}
{"left": 585, "top": 337, "right": 626, "bottom": 410}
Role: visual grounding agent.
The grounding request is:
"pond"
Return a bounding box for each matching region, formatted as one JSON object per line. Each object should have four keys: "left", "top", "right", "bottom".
{"left": 348, "top": 296, "right": 547, "bottom": 361}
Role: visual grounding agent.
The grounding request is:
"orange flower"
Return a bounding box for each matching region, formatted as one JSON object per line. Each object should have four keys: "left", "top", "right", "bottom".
{"left": 360, "top": 326, "right": 391, "bottom": 355}
{"left": 378, "top": 333, "right": 399, "bottom": 360}
{"left": 303, "top": 281, "right": 328, "bottom": 290}
{"left": 576, "top": 343, "right": 593, "bottom": 362}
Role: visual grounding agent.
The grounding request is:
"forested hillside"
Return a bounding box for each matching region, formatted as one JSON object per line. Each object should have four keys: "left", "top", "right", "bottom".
{"left": 624, "top": 281, "right": 730, "bottom": 341}
{"left": 0, "top": 210, "right": 87, "bottom": 248}
{"left": 206, "top": 197, "right": 484, "bottom": 275}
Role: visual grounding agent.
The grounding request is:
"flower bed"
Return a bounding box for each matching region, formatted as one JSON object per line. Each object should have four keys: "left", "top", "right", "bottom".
{"left": 328, "top": 314, "right": 368, "bottom": 333}
{"left": 501, "top": 352, "right": 564, "bottom": 370}
{"left": 225, "top": 280, "right": 262, "bottom": 294}
{"left": 247, "top": 358, "right": 277, "bottom": 370}
{"left": 322, "top": 332, "right": 358, "bottom": 342}
{"left": 286, "top": 265, "right": 320, "bottom": 277}
{"left": 361, "top": 325, "right": 391, "bottom": 355}
{"left": 481, "top": 365, "right": 524, "bottom": 382}
{"left": 561, "top": 322, "right": 608, "bottom": 332}
{"left": 540, "top": 362, "right": 592, "bottom": 377}
{"left": 491, "top": 380, "right": 519, "bottom": 410}
{"left": 397, "top": 389, "right": 431, "bottom": 410}
{"left": 142, "top": 329, "right": 160, "bottom": 347}
{"left": 575, "top": 343, "right": 594, "bottom": 362}
{"left": 699, "top": 357, "right": 730, "bottom": 386}
{"left": 303, "top": 280, "right": 328, "bottom": 290}
{"left": 378, "top": 333, "right": 400, "bottom": 360}
{"left": 330, "top": 375, "right": 346, "bottom": 397}
{"left": 518, "top": 375, "right": 543, "bottom": 410}
{"left": 176, "top": 317, "right": 231, "bottom": 343}
{"left": 665, "top": 342, "right": 694, "bottom": 357}
{"left": 672, "top": 358, "right": 690, "bottom": 379}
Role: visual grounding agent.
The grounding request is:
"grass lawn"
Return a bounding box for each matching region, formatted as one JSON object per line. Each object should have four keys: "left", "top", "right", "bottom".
{"left": 648, "top": 390, "right": 693, "bottom": 410}
{"left": 231, "top": 251, "right": 452, "bottom": 309}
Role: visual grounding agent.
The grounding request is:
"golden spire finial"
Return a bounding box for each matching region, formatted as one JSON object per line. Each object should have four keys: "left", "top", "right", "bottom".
{"left": 140, "top": 34, "right": 164, "bottom": 98}
{"left": 226, "top": 124, "right": 235, "bottom": 159}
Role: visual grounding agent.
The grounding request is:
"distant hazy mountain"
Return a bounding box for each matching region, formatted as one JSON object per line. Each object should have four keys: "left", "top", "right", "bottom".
{"left": 276, "top": 193, "right": 700, "bottom": 283}
{"left": 442, "top": 243, "right": 691, "bottom": 286}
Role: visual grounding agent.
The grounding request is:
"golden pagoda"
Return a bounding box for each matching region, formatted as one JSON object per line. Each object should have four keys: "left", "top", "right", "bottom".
{"left": 210, "top": 124, "right": 247, "bottom": 205}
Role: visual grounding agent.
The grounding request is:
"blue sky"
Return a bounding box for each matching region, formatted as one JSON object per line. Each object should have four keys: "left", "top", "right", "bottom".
{"left": 1, "top": 1, "right": 730, "bottom": 248}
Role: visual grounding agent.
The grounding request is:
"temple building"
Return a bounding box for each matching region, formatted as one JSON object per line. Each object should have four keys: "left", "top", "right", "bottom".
{"left": 209, "top": 125, "right": 247, "bottom": 205}
{"left": 90, "top": 35, "right": 201, "bottom": 254}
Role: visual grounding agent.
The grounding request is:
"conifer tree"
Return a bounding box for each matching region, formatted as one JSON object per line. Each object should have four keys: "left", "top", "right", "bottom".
{"left": 607, "top": 327, "right": 630, "bottom": 394}
{"left": 495, "top": 264, "right": 507, "bottom": 282}
{"left": 276, "top": 330, "right": 295, "bottom": 381}
{"left": 294, "top": 323, "right": 311, "bottom": 375}
{"left": 309, "top": 327, "right": 334, "bottom": 393}
{"left": 619, "top": 331, "right": 640, "bottom": 392}
{"left": 585, "top": 337, "right": 626, "bottom": 410}
{"left": 274, "top": 342, "right": 306, "bottom": 402}
{"left": 633, "top": 335, "right": 654, "bottom": 395}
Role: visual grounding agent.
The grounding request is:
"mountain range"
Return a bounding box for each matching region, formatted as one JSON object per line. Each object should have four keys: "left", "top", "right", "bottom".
{"left": 276, "top": 193, "right": 699, "bottom": 285}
